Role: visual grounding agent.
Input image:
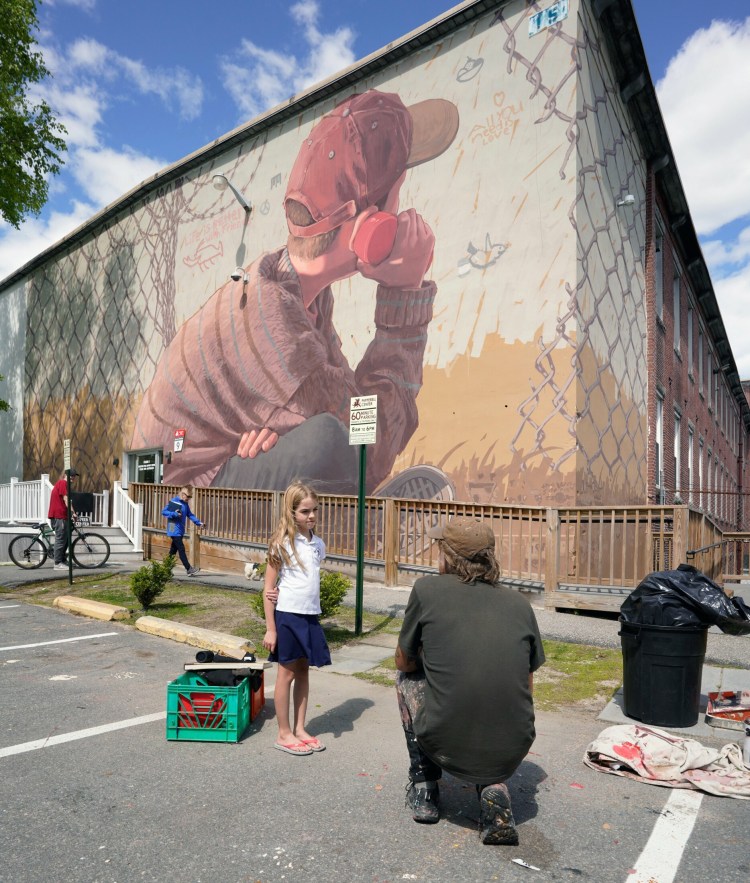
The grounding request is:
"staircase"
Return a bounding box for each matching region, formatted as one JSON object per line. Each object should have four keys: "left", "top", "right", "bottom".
{"left": 91, "top": 526, "right": 145, "bottom": 565}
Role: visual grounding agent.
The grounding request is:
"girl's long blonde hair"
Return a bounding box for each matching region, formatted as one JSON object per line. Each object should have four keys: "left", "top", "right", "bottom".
{"left": 267, "top": 481, "right": 319, "bottom": 571}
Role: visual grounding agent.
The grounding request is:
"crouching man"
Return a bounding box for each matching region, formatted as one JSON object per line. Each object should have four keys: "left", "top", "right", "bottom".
{"left": 395, "top": 517, "right": 545, "bottom": 845}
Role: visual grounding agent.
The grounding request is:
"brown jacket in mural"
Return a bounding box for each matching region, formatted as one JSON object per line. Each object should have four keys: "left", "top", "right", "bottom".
{"left": 132, "top": 248, "right": 436, "bottom": 488}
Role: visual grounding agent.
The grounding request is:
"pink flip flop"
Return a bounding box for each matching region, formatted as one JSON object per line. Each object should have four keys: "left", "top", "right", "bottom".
{"left": 274, "top": 741, "right": 313, "bottom": 756}
{"left": 300, "top": 737, "right": 326, "bottom": 752}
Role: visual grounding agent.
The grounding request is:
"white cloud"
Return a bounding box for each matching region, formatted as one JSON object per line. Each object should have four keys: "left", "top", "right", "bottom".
{"left": 221, "top": 0, "right": 356, "bottom": 121}
{"left": 68, "top": 37, "right": 110, "bottom": 72}
{"left": 703, "top": 225, "right": 750, "bottom": 272}
{"left": 46, "top": 0, "right": 97, "bottom": 10}
{"left": 71, "top": 146, "right": 164, "bottom": 206}
{"left": 44, "top": 37, "right": 204, "bottom": 123}
{"left": 714, "top": 265, "right": 750, "bottom": 378}
{"left": 0, "top": 201, "right": 96, "bottom": 282}
{"left": 44, "top": 83, "right": 104, "bottom": 149}
{"left": 0, "top": 140, "right": 165, "bottom": 282}
{"left": 656, "top": 17, "right": 750, "bottom": 236}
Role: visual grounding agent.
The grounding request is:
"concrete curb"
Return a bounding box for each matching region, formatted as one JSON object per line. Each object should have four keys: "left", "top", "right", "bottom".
{"left": 53, "top": 595, "right": 130, "bottom": 621}
{"left": 135, "top": 615, "right": 255, "bottom": 658}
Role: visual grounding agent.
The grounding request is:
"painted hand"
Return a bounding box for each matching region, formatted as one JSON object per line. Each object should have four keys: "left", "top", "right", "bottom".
{"left": 357, "top": 208, "right": 434, "bottom": 290}
{"left": 237, "top": 427, "right": 279, "bottom": 459}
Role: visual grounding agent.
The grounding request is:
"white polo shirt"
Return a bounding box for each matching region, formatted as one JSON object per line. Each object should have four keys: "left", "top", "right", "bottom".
{"left": 276, "top": 532, "right": 326, "bottom": 615}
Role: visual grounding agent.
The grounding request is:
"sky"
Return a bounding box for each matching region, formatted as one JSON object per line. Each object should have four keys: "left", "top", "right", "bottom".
{"left": 2, "top": 0, "right": 750, "bottom": 373}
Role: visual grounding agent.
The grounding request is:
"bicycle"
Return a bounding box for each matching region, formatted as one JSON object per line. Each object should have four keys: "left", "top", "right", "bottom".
{"left": 9, "top": 520, "right": 111, "bottom": 570}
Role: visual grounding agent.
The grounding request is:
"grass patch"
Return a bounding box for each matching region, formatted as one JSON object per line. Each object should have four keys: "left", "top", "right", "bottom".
{"left": 354, "top": 655, "right": 397, "bottom": 688}
{"left": 533, "top": 639, "right": 622, "bottom": 711}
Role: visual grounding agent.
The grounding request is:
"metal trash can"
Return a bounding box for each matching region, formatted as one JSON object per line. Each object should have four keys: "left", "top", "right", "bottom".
{"left": 618, "top": 619, "right": 707, "bottom": 727}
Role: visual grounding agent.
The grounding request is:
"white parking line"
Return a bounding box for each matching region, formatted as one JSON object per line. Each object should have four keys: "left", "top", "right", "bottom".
{"left": 0, "top": 712, "right": 166, "bottom": 758}
{"left": 628, "top": 789, "right": 703, "bottom": 883}
{"left": 0, "top": 605, "right": 21, "bottom": 609}
{"left": 0, "top": 632, "right": 118, "bottom": 652}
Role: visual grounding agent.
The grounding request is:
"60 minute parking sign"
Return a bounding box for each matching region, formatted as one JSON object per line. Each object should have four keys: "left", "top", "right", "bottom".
{"left": 349, "top": 395, "right": 378, "bottom": 445}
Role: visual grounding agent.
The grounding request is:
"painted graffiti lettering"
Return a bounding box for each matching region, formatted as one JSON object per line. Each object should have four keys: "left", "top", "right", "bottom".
{"left": 469, "top": 92, "right": 523, "bottom": 146}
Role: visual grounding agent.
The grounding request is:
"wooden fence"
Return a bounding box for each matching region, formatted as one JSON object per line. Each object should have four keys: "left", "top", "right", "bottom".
{"left": 129, "top": 484, "right": 744, "bottom": 613}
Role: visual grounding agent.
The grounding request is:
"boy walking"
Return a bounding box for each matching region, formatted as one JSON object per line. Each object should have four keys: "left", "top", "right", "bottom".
{"left": 162, "top": 486, "right": 204, "bottom": 576}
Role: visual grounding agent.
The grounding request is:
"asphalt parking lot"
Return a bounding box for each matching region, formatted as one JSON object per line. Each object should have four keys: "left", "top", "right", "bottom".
{"left": 1, "top": 600, "right": 749, "bottom": 883}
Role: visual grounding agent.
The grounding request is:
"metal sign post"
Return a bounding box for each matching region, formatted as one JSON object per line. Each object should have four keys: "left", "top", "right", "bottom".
{"left": 63, "top": 439, "right": 73, "bottom": 585}
{"left": 349, "top": 395, "right": 377, "bottom": 636}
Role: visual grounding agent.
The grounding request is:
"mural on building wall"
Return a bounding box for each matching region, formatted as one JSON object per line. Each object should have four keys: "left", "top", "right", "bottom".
{"left": 14, "top": 0, "right": 649, "bottom": 505}
{"left": 132, "top": 90, "right": 459, "bottom": 496}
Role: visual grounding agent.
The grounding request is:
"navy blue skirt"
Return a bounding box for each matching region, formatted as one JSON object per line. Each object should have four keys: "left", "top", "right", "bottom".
{"left": 269, "top": 610, "right": 332, "bottom": 667}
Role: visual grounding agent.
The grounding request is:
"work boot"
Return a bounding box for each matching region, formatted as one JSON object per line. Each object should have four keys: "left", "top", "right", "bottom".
{"left": 405, "top": 781, "right": 440, "bottom": 824}
{"left": 477, "top": 783, "right": 518, "bottom": 845}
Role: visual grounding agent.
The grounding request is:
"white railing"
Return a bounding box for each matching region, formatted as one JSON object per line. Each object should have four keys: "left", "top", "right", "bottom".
{"left": 0, "top": 475, "right": 53, "bottom": 523}
{"left": 0, "top": 475, "right": 111, "bottom": 525}
{"left": 93, "top": 490, "right": 110, "bottom": 526}
{"left": 113, "top": 481, "right": 143, "bottom": 552}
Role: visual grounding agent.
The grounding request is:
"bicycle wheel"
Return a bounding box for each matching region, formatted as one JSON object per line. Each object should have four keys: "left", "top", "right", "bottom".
{"left": 72, "top": 533, "right": 110, "bottom": 568}
{"left": 9, "top": 535, "right": 48, "bottom": 569}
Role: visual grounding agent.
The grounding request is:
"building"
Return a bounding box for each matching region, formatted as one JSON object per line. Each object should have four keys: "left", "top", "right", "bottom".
{"left": 0, "top": 0, "right": 747, "bottom": 528}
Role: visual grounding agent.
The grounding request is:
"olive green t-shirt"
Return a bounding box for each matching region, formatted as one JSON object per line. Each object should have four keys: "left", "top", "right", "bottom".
{"left": 398, "top": 574, "right": 545, "bottom": 784}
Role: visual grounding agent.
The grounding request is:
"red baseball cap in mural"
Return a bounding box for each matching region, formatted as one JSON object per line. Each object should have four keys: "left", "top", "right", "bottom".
{"left": 284, "top": 90, "right": 459, "bottom": 238}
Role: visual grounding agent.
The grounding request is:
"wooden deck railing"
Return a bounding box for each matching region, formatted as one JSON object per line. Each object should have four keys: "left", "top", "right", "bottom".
{"left": 129, "top": 484, "right": 733, "bottom": 613}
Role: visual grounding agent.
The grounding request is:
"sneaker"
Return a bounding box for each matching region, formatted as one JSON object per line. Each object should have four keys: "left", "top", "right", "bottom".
{"left": 405, "top": 781, "right": 440, "bottom": 824}
{"left": 187, "top": 567, "right": 200, "bottom": 577}
{"left": 477, "top": 783, "right": 518, "bottom": 845}
{"left": 53, "top": 563, "right": 67, "bottom": 570}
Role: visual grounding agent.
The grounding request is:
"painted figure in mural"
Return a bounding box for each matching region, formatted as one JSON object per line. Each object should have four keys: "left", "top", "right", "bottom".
{"left": 262, "top": 481, "right": 331, "bottom": 756}
{"left": 161, "top": 486, "right": 204, "bottom": 576}
{"left": 395, "top": 518, "right": 545, "bottom": 844}
{"left": 132, "top": 89, "right": 459, "bottom": 494}
{"left": 48, "top": 469, "right": 79, "bottom": 569}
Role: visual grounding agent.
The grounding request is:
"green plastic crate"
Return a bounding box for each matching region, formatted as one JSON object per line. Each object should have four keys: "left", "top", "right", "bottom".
{"left": 166, "top": 672, "right": 250, "bottom": 742}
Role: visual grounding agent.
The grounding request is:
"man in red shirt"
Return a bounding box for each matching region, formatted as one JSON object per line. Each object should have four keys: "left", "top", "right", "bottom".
{"left": 47, "top": 470, "right": 79, "bottom": 569}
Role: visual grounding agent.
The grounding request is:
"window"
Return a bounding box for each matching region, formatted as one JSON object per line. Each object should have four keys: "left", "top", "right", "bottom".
{"left": 655, "top": 223, "right": 664, "bottom": 320}
{"left": 713, "top": 457, "right": 721, "bottom": 516}
{"left": 674, "top": 413, "right": 681, "bottom": 496}
{"left": 656, "top": 395, "right": 664, "bottom": 502}
{"left": 707, "top": 352, "right": 712, "bottom": 407}
{"left": 673, "top": 267, "right": 681, "bottom": 353}
{"left": 688, "top": 427, "right": 694, "bottom": 505}
{"left": 687, "top": 308, "right": 693, "bottom": 374}
{"left": 706, "top": 449, "right": 712, "bottom": 514}
{"left": 714, "top": 370, "right": 720, "bottom": 420}
{"left": 698, "top": 439, "right": 704, "bottom": 509}
{"left": 698, "top": 330, "right": 704, "bottom": 394}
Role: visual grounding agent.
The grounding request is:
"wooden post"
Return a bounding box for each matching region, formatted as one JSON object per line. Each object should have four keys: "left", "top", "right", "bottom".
{"left": 191, "top": 487, "right": 202, "bottom": 569}
{"left": 672, "top": 505, "right": 689, "bottom": 567}
{"left": 383, "top": 497, "right": 398, "bottom": 586}
{"left": 544, "top": 508, "right": 559, "bottom": 608}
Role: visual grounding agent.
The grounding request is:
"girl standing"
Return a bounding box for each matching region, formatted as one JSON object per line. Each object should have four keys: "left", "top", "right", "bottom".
{"left": 262, "top": 481, "right": 331, "bottom": 755}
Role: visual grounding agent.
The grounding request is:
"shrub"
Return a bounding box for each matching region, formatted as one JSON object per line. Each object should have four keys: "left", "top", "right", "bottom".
{"left": 131, "top": 554, "right": 175, "bottom": 610}
{"left": 249, "top": 568, "right": 352, "bottom": 619}
{"left": 319, "top": 569, "right": 351, "bottom": 617}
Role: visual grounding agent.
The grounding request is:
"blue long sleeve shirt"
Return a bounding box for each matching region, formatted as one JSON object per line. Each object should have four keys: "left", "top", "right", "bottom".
{"left": 162, "top": 496, "right": 202, "bottom": 537}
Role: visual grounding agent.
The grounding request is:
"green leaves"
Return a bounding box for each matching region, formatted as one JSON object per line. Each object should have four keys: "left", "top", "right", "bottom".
{"left": 0, "top": 0, "right": 67, "bottom": 228}
{"left": 130, "top": 554, "right": 176, "bottom": 610}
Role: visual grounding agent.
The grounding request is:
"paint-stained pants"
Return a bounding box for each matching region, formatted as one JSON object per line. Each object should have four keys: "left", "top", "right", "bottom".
{"left": 395, "top": 671, "right": 442, "bottom": 784}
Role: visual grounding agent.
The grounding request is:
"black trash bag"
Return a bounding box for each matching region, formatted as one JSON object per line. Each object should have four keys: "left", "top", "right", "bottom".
{"left": 620, "top": 563, "right": 750, "bottom": 635}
